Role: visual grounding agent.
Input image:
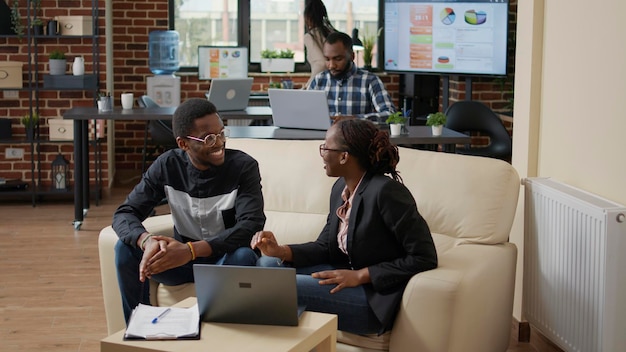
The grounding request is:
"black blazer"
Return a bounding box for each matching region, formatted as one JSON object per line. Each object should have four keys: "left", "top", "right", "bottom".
{"left": 290, "top": 172, "right": 438, "bottom": 331}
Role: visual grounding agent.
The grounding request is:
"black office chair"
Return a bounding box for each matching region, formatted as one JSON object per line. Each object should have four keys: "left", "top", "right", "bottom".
{"left": 138, "top": 95, "right": 178, "bottom": 173}
{"left": 444, "top": 101, "right": 512, "bottom": 161}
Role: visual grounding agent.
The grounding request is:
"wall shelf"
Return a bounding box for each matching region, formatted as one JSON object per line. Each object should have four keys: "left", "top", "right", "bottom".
{"left": 0, "top": 0, "right": 100, "bottom": 207}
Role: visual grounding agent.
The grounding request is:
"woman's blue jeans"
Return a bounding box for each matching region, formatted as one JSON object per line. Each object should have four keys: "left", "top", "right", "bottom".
{"left": 115, "top": 240, "right": 258, "bottom": 323}
{"left": 257, "top": 256, "right": 382, "bottom": 335}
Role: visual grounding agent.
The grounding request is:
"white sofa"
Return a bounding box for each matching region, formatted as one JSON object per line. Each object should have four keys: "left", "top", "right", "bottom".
{"left": 99, "top": 138, "right": 520, "bottom": 352}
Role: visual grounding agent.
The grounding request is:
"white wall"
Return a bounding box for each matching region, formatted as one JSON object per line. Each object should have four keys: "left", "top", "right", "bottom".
{"left": 510, "top": 0, "right": 626, "bottom": 320}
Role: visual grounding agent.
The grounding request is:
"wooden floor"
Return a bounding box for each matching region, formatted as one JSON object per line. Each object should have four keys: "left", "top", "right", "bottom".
{"left": 0, "top": 186, "right": 538, "bottom": 352}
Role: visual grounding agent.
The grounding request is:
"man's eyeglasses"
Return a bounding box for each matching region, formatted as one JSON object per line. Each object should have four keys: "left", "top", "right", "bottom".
{"left": 319, "top": 144, "right": 347, "bottom": 157}
{"left": 187, "top": 128, "right": 230, "bottom": 147}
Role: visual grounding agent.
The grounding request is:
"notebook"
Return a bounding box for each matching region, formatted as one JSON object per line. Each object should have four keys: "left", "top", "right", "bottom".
{"left": 268, "top": 89, "right": 332, "bottom": 130}
{"left": 205, "top": 78, "right": 254, "bottom": 111}
{"left": 193, "top": 264, "right": 304, "bottom": 326}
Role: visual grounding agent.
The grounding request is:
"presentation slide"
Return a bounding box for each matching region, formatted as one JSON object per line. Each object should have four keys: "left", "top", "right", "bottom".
{"left": 384, "top": 0, "right": 509, "bottom": 76}
{"left": 198, "top": 47, "right": 249, "bottom": 79}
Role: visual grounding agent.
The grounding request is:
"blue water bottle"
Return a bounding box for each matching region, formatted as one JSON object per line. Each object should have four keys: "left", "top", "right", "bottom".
{"left": 149, "top": 30, "right": 180, "bottom": 75}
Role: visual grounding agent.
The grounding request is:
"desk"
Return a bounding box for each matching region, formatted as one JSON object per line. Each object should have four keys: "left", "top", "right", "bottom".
{"left": 63, "top": 107, "right": 273, "bottom": 229}
{"left": 228, "top": 125, "right": 470, "bottom": 146}
{"left": 64, "top": 107, "right": 469, "bottom": 229}
{"left": 101, "top": 297, "right": 338, "bottom": 352}
{"left": 63, "top": 106, "right": 273, "bottom": 121}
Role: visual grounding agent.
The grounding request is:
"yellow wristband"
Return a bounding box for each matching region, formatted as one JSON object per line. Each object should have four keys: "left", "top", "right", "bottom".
{"left": 187, "top": 242, "right": 196, "bottom": 261}
{"left": 140, "top": 234, "right": 154, "bottom": 250}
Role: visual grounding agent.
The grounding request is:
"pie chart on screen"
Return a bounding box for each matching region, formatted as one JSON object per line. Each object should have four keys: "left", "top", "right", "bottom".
{"left": 440, "top": 8, "right": 456, "bottom": 25}
{"left": 464, "top": 10, "right": 487, "bottom": 25}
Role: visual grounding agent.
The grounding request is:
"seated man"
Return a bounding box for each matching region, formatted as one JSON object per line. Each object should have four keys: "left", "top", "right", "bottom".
{"left": 112, "top": 98, "right": 266, "bottom": 323}
{"left": 308, "top": 31, "right": 397, "bottom": 122}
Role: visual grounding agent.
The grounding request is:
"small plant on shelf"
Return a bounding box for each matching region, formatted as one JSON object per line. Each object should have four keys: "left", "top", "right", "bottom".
{"left": 48, "top": 49, "right": 67, "bottom": 75}
{"left": 260, "top": 49, "right": 295, "bottom": 73}
{"left": 21, "top": 112, "right": 40, "bottom": 127}
{"left": 10, "top": 0, "right": 24, "bottom": 39}
{"left": 49, "top": 49, "right": 66, "bottom": 60}
{"left": 260, "top": 49, "right": 294, "bottom": 59}
{"left": 425, "top": 112, "right": 447, "bottom": 126}
{"left": 31, "top": 18, "right": 45, "bottom": 36}
{"left": 278, "top": 49, "right": 294, "bottom": 58}
{"left": 21, "top": 112, "right": 39, "bottom": 140}
{"left": 260, "top": 49, "right": 278, "bottom": 59}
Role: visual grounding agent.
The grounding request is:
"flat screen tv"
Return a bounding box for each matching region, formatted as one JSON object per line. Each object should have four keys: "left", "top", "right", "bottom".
{"left": 384, "top": 0, "right": 509, "bottom": 76}
{"left": 198, "top": 46, "right": 249, "bottom": 80}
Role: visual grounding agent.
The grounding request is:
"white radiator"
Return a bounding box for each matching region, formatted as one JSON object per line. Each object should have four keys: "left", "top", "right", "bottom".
{"left": 523, "top": 178, "right": 626, "bottom": 352}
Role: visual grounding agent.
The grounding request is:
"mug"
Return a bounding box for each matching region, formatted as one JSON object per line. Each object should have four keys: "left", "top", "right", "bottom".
{"left": 121, "top": 93, "right": 134, "bottom": 110}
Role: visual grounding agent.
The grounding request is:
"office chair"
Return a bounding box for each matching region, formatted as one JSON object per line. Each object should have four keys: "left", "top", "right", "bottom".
{"left": 138, "top": 95, "right": 178, "bottom": 173}
{"left": 444, "top": 101, "right": 512, "bottom": 161}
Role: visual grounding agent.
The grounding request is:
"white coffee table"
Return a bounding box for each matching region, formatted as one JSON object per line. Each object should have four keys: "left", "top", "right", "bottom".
{"left": 101, "top": 297, "right": 338, "bottom": 352}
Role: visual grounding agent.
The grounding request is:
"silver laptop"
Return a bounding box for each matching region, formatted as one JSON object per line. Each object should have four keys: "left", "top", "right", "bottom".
{"left": 206, "top": 78, "right": 253, "bottom": 111}
{"left": 268, "top": 89, "right": 332, "bottom": 130}
{"left": 193, "top": 264, "right": 304, "bottom": 326}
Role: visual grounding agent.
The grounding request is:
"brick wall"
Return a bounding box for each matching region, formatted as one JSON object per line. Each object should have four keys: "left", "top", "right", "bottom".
{"left": 0, "top": 0, "right": 108, "bottom": 191}
{"left": 1, "top": 0, "right": 515, "bottom": 189}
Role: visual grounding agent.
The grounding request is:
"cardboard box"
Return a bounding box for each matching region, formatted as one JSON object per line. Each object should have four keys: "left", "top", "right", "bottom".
{"left": 0, "top": 61, "right": 23, "bottom": 89}
{"left": 49, "top": 119, "right": 74, "bottom": 141}
{"left": 58, "top": 16, "right": 93, "bottom": 36}
{"left": 43, "top": 74, "right": 97, "bottom": 89}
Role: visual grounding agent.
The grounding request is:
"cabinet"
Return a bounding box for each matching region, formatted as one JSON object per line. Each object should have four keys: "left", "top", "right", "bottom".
{"left": 0, "top": 0, "right": 100, "bottom": 206}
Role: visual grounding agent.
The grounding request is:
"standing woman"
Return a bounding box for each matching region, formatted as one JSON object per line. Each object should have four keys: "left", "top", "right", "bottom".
{"left": 304, "top": 0, "right": 336, "bottom": 88}
{"left": 251, "top": 119, "right": 438, "bottom": 335}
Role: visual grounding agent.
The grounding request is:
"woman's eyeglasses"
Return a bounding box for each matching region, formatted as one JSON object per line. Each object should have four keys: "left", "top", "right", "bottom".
{"left": 187, "top": 128, "right": 230, "bottom": 147}
{"left": 319, "top": 143, "right": 347, "bottom": 157}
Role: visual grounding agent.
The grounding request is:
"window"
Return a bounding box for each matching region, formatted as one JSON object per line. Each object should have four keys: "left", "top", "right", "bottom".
{"left": 170, "top": 0, "right": 381, "bottom": 71}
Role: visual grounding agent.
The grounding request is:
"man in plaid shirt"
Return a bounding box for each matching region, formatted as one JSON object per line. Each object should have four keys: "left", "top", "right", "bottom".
{"left": 308, "top": 31, "right": 397, "bottom": 123}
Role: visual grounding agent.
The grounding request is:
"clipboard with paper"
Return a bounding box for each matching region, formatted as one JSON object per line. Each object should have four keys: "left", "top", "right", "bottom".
{"left": 124, "top": 303, "right": 201, "bottom": 340}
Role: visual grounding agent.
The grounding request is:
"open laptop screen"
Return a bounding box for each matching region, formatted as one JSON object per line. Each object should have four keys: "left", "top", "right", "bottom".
{"left": 269, "top": 89, "right": 332, "bottom": 130}
{"left": 206, "top": 78, "right": 253, "bottom": 111}
{"left": 193, "top": 264, "right": 301, "bottom": 326}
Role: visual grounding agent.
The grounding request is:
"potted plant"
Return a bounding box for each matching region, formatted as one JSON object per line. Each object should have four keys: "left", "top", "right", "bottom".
{"left": 21, "top": 112, "right": 39, "bottom": 141}
{"left": 426, "top": 112, "right": 447, "bottom": 136}
{"left": 10, "top": 0, "right": 24, "bottom": 39}
{"left": 97, "top": 91, "right": 112, "bottom": 111}
{"left": 260, "top": 49, "right": 295, "bottom": 73}
{"left": 362, "top": 27, "right": 382, "bottom": 70}
{"left": 49, "top": 48, "right": 67, "bottom": 75}
{"left": 31, "top": 18, "right": 44, "bottom": 36}
{"left": 386, "top": 111, "right": 407, "bottom": 136}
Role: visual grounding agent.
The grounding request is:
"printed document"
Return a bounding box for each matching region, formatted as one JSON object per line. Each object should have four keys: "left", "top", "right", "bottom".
{"left": 124, "top": 303, "right": 200, "bottom": 340}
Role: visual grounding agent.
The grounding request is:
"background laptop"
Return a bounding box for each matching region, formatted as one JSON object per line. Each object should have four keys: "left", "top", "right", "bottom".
{"left": 268, "top": 89, "right": 332, "bottom": 130}
{"left": 206, "top": 78, "right": 253, "bottom": 111}
{"left": 193, "top": 264, "right": 303, "bottom": 326}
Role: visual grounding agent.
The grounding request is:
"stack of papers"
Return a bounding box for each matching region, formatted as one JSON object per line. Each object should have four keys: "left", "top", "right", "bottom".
{"left": 124, "top": 303, "right": 200, "bottom": 340}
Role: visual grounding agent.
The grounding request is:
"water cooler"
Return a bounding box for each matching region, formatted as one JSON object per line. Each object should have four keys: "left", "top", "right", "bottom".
{"left": 147, "top": 75, "right": 180, "bottom": 107}
{"left": 146, "top": 30, "right": 180, "bottom": 107}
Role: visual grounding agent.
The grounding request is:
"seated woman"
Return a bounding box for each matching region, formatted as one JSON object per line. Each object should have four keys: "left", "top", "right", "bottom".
{"left": 251, "top": 118, "right": 438, "bottom": 335}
